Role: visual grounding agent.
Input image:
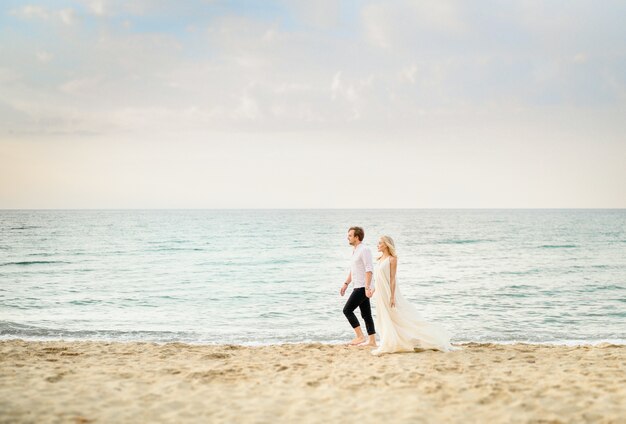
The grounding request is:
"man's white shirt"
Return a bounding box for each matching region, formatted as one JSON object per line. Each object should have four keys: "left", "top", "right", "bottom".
{"left": 350, "top": 244, "right": 374, "bottom": 289}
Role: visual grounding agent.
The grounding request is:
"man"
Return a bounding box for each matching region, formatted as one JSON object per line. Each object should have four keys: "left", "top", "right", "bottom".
{"left": 340, "top": 226, "right": 376, "bottom": 346}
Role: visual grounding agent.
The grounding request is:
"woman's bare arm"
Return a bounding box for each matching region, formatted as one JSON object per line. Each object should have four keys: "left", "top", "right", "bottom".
{"left": 389, "top": 256, "right": 397, "bottom": 307}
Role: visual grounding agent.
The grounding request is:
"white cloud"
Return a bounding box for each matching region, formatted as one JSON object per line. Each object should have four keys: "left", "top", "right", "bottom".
{"left": 281, "top": 0, "right": 342, "bottom": 30}
{"left": 236, "top": 90, "right": 261, "bottom": 120}
{"left": 10, "top": 5, "right": 77, "bottom": 26}
{"left": 0, "top": 68, "right": 21, "bottom": 83}
{"left": 331, "top": 72, "right": 342, "bottom": 100}
{"left": 274, "top": 82, "right": 312, "bottom": 95}
{"left": 11, "top": 5, "right": 50, "bottom": 20}
{"left": 59, "top": 8, "right": 77, "bottom": 25}
{"left": 87, "top": 0, "right": 107, "bottom": 16}
{"left": 2, "top": 1, "right": 626, "bottom": 207}
{"left": 330, "top": 71, "right": 373, "bottom": 105}
{"left": 362, "top": 1, "right": 467, "bottom": 51}
{"left": 408, "top": 1, "right": 467, "bottom": 34}
{"left": 59, "top": 76, "right": 103, "bottom": 94}
{"left": 400, "top": 64, "right": 418, "bottom": 84}
{"left": 531, "top": 60, "right": 560, "bottom": 83}
{"left": 573, "top": 53, "right": 588, "bottom": 64}
{"left": 3, "top": 1, "right": 625, "bottom": 137}
{"left": 361, "top": 4, "right": 392, "bottom": 49}
{"left": 78, "top": 0, "right": 153, "bottom": 17}
{"left": 36, "top": 51, "right": 54, "bottom": 63}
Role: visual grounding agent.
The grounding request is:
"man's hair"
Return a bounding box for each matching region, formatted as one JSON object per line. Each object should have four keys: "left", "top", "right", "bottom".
{"left": 349, "top": 226, "right": 365, "bottom": 241}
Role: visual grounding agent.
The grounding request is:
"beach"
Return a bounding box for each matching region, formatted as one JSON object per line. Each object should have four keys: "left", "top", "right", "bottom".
{"left": 1, "top": 341, "right": 624, "bottom": 423}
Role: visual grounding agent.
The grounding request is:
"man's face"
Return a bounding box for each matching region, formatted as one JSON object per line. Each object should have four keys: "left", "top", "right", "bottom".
{"left": 347, "top": 230, "right": 357, "bottom": 246}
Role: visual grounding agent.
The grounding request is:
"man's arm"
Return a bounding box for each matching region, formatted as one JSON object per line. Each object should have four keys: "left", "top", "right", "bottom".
{"left": 363, "top": 248, "right": 374, "bottom": 292}
{"left": 340, "top": 271, "right": 352, "bottom": 296}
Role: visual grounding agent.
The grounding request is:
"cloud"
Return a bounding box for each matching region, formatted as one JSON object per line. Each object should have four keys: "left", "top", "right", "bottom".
{"left": 88, "top": 0, "right": 107, "bottom": 16}
{"left": 281, "top": 0, "right": 342, "bottom": 30}
{"left": 362, "top": 1, "right": 467, "bottom": 51}
{"left": 76, "top": 0, "right": 218, "bottom": 18}
{"left": 59, "top": 76, "right": 104, "bottom": 94}
{"left": 59, "top": 8, "right": 77, "bottom": 25}
{"left": 36, "top": 51, "right": 54, "bottom": 63}
{"left": 411, "top": 1, "right": 466, "bottom": 33}
{"left": 1, "top": 0, "right": 625, "bottom": 139}
{"left": 573, "top": 53, "right": 588, "bottom": 64}
{"left": 361, "top": 3, "right": 392, "bottom": 49}
{"left": 400, "top": 64, "right": 418, "bottom": 84}
{"left": 1, "top": 1, "right": 625, "bottom": 208}
{"left": 10, "top": 5, "right": 77, "bottom": 26}
{"left": 10, "top": 5, "right": 50, "bottom": 20}
{"left": 330, "top": 72, "right": 342, "bottom": 100}
{"left": 235, "top": 90, "right": 261, "bottom": 120}
{"left": 0, "top": 68, "right": 21, "bottom": 84}
{"left": 330, "top": 71, "right": 378, "bottom": 120}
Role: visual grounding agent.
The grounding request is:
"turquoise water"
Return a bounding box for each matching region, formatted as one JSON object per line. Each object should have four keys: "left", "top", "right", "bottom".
{"left": 1, "top": 209, "right": 625, "bottom": 345}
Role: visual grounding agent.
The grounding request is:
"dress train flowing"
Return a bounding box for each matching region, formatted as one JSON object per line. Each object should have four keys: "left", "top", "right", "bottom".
{"left": 372, "top": 257, "right": 455, "bottom": 355}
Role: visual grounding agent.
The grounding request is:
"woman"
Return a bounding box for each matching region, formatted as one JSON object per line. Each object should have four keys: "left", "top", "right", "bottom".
{"left": 369, "top": 235, "right": 456, "bottom": 355}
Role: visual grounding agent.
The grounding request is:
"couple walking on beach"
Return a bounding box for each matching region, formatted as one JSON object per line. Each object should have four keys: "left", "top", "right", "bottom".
{"left": 340, "top": 226, "right": 455, "bottom": 355}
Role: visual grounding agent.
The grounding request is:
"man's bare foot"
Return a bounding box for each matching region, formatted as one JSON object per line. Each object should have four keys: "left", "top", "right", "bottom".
{"left": 359, "top": 341, "right": 377, "bottom": 347}
{"left": 348, "top": 337, "right": 366, "bottom": 346}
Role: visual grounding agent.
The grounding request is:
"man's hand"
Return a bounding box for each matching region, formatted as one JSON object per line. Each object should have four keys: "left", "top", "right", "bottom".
{"left": 340, "top": 283, "right": 348, "bottom": 296}
{"left": 365, "top": 288, "right": 373, "bottom": 298}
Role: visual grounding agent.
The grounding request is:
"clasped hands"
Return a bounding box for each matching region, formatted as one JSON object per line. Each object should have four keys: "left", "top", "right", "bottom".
{"left": 365, "top": 288, "right": 395, "bottom": 307}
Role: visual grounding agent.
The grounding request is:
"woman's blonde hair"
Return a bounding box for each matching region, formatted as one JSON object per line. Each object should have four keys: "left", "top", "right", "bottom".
{"left": 379, "top": 235, "right": 398, "bottom": 258}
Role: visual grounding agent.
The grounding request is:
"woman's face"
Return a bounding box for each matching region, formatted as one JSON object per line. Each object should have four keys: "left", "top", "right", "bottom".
{"left": 377, "top": 239, "right": 387, "bottom": 253}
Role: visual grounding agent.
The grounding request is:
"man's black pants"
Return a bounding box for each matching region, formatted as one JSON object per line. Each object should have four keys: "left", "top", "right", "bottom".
{"left": 343, "top": 287, "right": 376, "bottom": 335}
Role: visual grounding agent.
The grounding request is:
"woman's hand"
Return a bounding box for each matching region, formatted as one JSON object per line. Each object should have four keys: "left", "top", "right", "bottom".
{"left": 390, "top": 296, "right": 396, "bottom": 308}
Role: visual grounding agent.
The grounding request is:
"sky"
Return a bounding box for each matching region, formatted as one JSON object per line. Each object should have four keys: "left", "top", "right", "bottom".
{"left": 1, "top": 0, "right": 625, "bottom": 208}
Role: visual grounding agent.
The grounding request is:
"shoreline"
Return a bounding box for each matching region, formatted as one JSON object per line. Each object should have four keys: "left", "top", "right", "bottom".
{"left": 2, "top": 336, "right": 626, "bottom": 347}
{"left": 2, "top": 340, "right": 625, "bottom": 423}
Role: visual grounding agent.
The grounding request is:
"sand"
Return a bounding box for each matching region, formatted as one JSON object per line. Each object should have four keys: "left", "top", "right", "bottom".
{"left": 1, "top": 340, "right": 624, "bottom": 423}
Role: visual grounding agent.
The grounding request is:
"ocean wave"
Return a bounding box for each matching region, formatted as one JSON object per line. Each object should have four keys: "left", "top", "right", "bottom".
{"left": 505, "top": 284, "right": 538, "bottom": 290}
{"left": 0, "top": 260, "right": 70, "bottom": 266}
{"left": 68, "top": 299, "right": 103, "bottom": 306}
{"left": 259, "top": 311, "right": 288, "bottom": 318}
{"left": 148, "top": 247, "right": 205, "bottom": 252}
{"left": 0, "top": 322, "right": 200, "bottom": 343}
{"left": 2, "top": 333, "right": 625, "bottom": 347}
{"left": 436, "top": 239, "right": 489, "bottom": 245}
{"left": 580, "top": 283, "right": 625, "bottom": 292}
{"left": 2, "top": 321, "right": 624, "bottom": 346}
{"left": 454, "top": 339, "right": 626, "bottom": 347}
{"left": 499, "top": 269, "right": 541, "bottom": 275}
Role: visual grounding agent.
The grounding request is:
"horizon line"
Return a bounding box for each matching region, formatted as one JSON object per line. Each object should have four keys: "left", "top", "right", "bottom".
{"left": 1, "top": 207, "right": 625, "bottom": 211}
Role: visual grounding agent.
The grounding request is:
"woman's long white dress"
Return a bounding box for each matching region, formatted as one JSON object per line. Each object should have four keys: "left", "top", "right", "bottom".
{"left": 372, "top": 257, "right": 455, "bottom": 355}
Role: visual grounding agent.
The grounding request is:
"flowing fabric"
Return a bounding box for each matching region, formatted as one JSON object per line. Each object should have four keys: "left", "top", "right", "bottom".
{"left": 372, "top": 257, "right": 455, "bottom": 355}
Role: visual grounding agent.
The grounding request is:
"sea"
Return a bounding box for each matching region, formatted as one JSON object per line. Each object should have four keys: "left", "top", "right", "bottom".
{"left": 1, "top": 209, "right": 625, "bottom": 346}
